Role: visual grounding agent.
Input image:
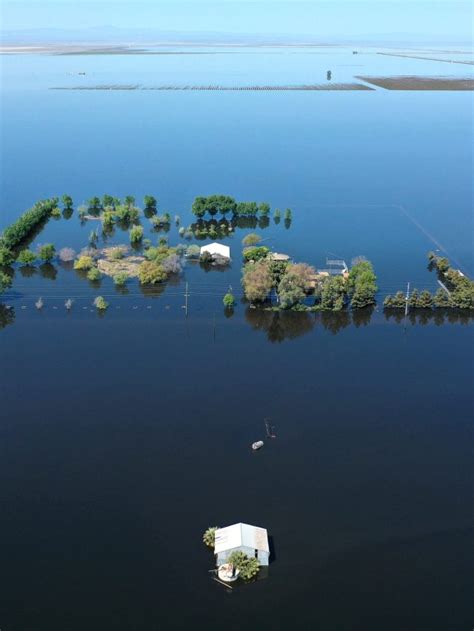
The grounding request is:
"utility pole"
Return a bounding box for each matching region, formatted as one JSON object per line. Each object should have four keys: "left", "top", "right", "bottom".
{"left": 183, "top": 282, "right": 189, "bottom": 317}
{"left": 404, "top": 281, "right": 410, "bottom": 317}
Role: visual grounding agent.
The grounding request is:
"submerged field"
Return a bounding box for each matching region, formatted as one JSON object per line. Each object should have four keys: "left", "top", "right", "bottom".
{"left": 0, "top": 45, "right": 473, "bottom": 631}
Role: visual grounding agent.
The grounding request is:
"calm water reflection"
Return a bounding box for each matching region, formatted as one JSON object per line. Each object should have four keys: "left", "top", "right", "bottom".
{"left": 0, "top": 46, "right": 473, "bottom": 631}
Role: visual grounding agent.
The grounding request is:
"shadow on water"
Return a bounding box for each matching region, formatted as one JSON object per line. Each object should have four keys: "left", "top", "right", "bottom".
{"left": 268, "top": 535, "right": 277, "bottom": 564}
{"left": 245, "top": 307, "right": 317, "bottom": 342}
{"left": 18, "top": 265, "right": 38, "bottom": 278}
{"left": 0, "top": 304, "right": 15, "bottom": 329}
{"left": 39, "top": 263, "right": 57, "bottom": 281}
{"left": 384, "top": 307, "right": 473, "bottom": 326}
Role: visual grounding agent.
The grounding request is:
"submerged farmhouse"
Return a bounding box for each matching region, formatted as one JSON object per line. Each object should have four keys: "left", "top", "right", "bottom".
{"left": 214, "top": 522, "right": 270, "bottom": 566}
{"left": 200, "top": 242, "right": 231, "bottom": 261}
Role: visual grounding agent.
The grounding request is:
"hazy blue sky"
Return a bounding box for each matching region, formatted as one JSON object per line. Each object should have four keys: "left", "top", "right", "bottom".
{"left": 1, "top": 1, "right": 472, "bottom": 43}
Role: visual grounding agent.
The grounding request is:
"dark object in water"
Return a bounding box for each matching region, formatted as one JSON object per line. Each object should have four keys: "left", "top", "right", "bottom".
{"left": 327, "top": 70, "right": 332, "bottom": 81}
{"left": 265, "top": 419, "right": 276, "bottom": 438}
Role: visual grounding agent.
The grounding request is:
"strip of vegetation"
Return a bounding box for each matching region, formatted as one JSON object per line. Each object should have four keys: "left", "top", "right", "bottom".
{"left": 0, "top": 198, "right": 59, "bottom": 263}
{"left": 384, "top": 253, "right": 473, "bottom": 310}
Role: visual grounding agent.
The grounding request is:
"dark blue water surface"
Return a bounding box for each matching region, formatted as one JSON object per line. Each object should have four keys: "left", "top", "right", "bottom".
{"left": 0, "top": 47, "right": 473, "bottom": 631}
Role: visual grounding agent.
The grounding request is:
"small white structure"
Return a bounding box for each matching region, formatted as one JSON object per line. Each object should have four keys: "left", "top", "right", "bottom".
{"left": 214, "top": 522, "right": 270, "bottom": 566}
{"left": 200, "top": 242, "right": 230, "bottom": 260}
{"left": 270, "top": 252, "right": 290, "bottom": 262}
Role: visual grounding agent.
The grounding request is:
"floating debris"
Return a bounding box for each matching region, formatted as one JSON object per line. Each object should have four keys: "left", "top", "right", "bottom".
{"left": 265, "top": 419, "right": 276, "bottom": 438}
{"left": 252, "top": 440, "right": 264, "bottom": 451}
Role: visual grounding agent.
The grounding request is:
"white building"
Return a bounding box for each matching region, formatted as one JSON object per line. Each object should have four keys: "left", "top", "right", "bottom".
{"left": 214, "top": 522, "right": 270, "bottom": 566}
{"left": 200, "top": 242, "right": 230, "bottom": 260}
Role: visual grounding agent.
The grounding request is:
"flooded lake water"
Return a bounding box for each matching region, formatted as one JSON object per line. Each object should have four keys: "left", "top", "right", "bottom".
{"left": 0, "top": 46, "right": 473, "bottom": 630}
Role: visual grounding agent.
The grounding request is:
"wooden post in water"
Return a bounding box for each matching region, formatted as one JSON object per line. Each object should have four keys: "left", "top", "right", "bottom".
{"left": 183, "top": 282, "right": 189, "bottom": 317}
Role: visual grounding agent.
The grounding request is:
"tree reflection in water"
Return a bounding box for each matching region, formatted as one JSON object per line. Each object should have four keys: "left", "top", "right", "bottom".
{"left": 384, "top": 308, "right": 473, "bottom": 326}
{"left": 320, "top": 310, "right": 351, "bottom": 335}
{"left": 245, "top": 308, "right": 316, "bottom": 342}
{"left": 0, "top": 304, "right": 15, "bottom": 329}
{"left": 39, "top": 263, "right": 57, "bottom": 281}
{"left": 245, "top": 307, "right": 364, "bottom": 341}
{"left": 18, "top": 265, "right": 38, "bottom": 278}
{"left": 352, "top": 306, "right": 374, "bottom": 328}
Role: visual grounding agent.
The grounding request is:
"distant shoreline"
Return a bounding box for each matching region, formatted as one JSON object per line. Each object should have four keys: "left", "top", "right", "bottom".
{"left": 1, "top": 42, "right": 473, "bottom": 56}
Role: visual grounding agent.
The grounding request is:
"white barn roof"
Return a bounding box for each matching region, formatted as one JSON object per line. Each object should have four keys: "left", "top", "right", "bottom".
{"left": 214, "top": 523, "right": 269, "bottom": 554}
{"left": 200, "top": 242, "right": 230, "bottom": 259}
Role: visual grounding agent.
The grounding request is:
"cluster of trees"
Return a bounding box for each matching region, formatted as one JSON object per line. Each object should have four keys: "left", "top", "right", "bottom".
{"left": 77, "top": 195, "right": 160, "bottom": 229}
{"left": 384, "top": 253, "right": 473, "bottom": 310}
{"left": 0, "top": 199, "right": 58, "bottom": 264}
{"left": 191, "top": 195, "right": 283, "bottom": 220}
{"left": 243, "top": 246, "right": 270, "bottom": 263}
{"left": 242, "top": 233, "right": 262, "bottom": 246}
{"left": 0, "top": 271, "right": 12, "bottom": 295}
{"left": 242, "top": 251, "right": 378, "bottom": 311}
{"left": 227, "top": 551, "right": 261, "bottom": 580}
{"left": 347, "top": 259, "right": 378, "bottom": 308}
{"left": 129, "top": 225, "right": 144, "bottom": 244}
{"left": 8, "top": 244, "right": 57, "bottom": 269}
{"left": 138, "top": 243, "right": 183, "bottom": 285}
{"left": 150, "top": 213, "right": 171, "bottom": 228}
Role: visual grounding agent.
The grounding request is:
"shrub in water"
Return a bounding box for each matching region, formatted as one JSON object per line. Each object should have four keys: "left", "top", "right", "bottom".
{"left": 130, "top": 225, "right": 144, "bottom": 244}
{"left": 223, "top": 292, "right": 236, "bottom": 308}
{"left": 113, "top": 272, "right": 129, "bottom": 286}
{"left": 59, "top": 247, "right": 76, "bottom": 262}
{"left": 74, "top": 255, "right": 94, "bottom": 271}
{"left": 38, "top": 243, "right": 56, "bottom": 262}
{"left": 93, "top": 296, "right": 108, "bottom": 310}
{"left": 87, "top": 267, "right": 101, "bottom": 281}
{"left": 17, "top": 249, "right": 37, "bottom": 265}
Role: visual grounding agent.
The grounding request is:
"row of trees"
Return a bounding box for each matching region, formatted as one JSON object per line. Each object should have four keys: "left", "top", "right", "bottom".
{"left": 15, "top": 244, "right": 56, "bottom": 266}
{"left": 191, "top": 194, "right": 292, "bottom": 220}
{"left": 0, "top": 199, "right": 58, "bottom": 264}
{"left": 384, "top": 253, "right": 473, "bottom": 310}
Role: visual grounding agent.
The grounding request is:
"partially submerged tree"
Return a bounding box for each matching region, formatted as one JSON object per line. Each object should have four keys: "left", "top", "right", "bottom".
{"left": 242, "top": 259, "right": 273, "bottom": 302}
{"left": 258, "top": 202, "right": 271, "bottom": 216}
{"left": 87, "top": 267, "right": 101, "bottom": 282}
{"left": 144, "top": 195, "right": 157, "bottom": 213}
{"left": 227, "top": 551, "right": 261, "bottom": 580}
{"left": 0, "top": 271, "right": 12, "bottom": 295}
{"left": 74, "top": 255, "right": 94, "bottom": 271}
{"left": 203, "top": 526, "right": 218, "bottom": 548}
{"left": 242, "top": 246, "right": 270, "bottom": 263}
{"left": 17, "top": 249, "right": 37, "bottom": 265}
{"left": 348, "top": 260, "right": 378, "bottom": 308}
{"left": 186, "top": 245, "right": 200, "bottom": 258}
{"left": 62, "top": 195, "right": 74, "bottom": 210}
{"left": 38, "top": 243, "right": 56, "bottom": 262}
{"left": 242, "top": 233, "right": 262, "bottom": 246}
{"left": 223, "top": 291, "right": 236, "bottom": 308}
{"left": 129, "top": 225, "right": 144, "bottom": 244}
{"left": 93, "top": 296, "right": 109, "bottom": 310}
{"left": 113, "top": 272, "right": 129, "bottom": 286}
{"left": 138, "top": 260, "right": 167, "bottom": 284}
{"left": 320, "top": 276, "right": 346, "bottom": 311}
{"left": 59, "top": 247, "right": 76, "bottom": 262}
{"left": 0, "top": 247, "right": 14, "bottom": 266}
{"left": 278, "top": 263, "right": 315, "bottom": 309}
